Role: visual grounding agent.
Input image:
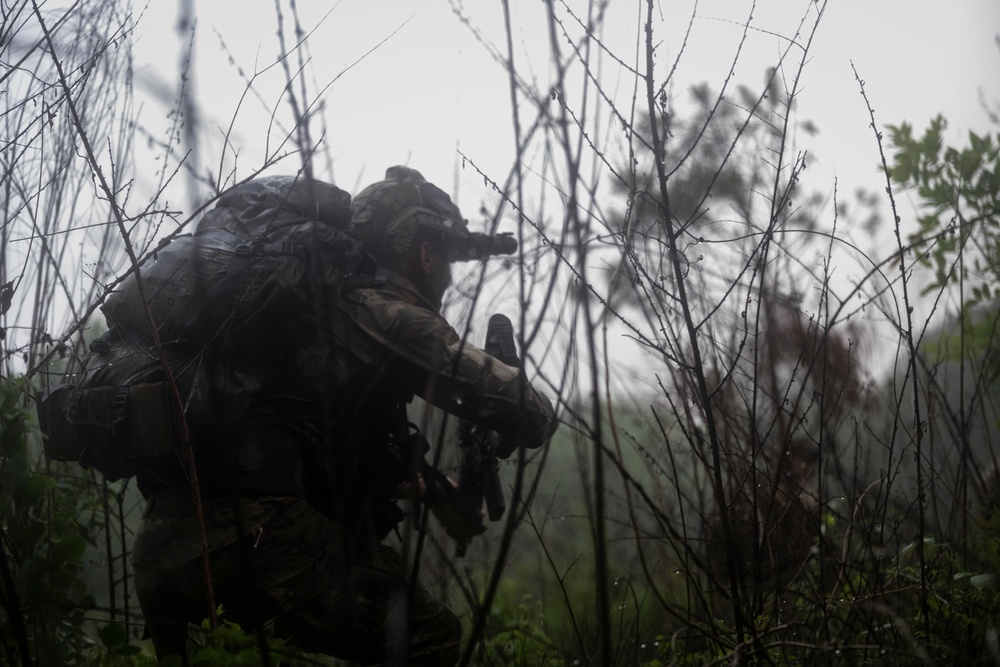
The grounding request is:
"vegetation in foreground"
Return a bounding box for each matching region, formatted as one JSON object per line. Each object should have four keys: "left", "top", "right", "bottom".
{"left": 3, "top": 1, "right": 999, "bottom": 664}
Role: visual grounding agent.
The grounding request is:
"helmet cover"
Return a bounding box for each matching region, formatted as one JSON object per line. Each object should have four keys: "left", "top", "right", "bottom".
{"left": 351, "top": 166, "right": 469, "bottom": 259}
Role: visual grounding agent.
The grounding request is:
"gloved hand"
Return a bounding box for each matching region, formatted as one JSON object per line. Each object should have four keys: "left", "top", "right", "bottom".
{"left": 428, "top": 492, "right": 487, "bottom": 545}
{"left": 394, "top": 474, "right": 486, "bottom": 544}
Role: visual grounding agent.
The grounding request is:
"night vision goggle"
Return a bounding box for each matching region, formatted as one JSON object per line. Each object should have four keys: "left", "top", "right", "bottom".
{"left": 447, "top": 231, "right": 518, "bottom": 262}
{"left": 379, "top": 179, "right": 519, "bottom": 261}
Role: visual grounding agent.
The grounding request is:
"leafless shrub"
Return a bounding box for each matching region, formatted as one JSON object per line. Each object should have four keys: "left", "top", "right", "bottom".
{"left": 4, "top": 1, "right": 998, "bottom": 664}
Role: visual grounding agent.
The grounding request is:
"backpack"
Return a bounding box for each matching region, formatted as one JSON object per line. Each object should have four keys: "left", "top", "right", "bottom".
{"left": 37, "top": 176, "right": 358, "bottom": 481}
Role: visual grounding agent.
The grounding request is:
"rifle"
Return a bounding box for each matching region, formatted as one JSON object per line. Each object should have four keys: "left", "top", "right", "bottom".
{"left": 453, "top": 313, "right": 518, "bottom": 556}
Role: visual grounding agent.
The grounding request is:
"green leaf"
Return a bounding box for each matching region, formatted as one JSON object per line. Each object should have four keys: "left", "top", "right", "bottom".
{"left": 891, "top": 161, "right": 912, "bottom": 183}
{"left": 917, "top": 213, "right": 941, "bottom": 233}
{"left": 922, "top": 115, "right": 946, "bottom": 157}
{"left": 18, "top": 518, "right": 46, "bottom": 554}
{"left": 99, "top": 622, "right": 127, "bottom": 649}
{"left": 19, "top": 558, "right": 47, "bottom": 606}
{"left": 970, "top": 130, "right": 987, "bottom": 154}
{"left": 51, "top": 533, "right": 87, "bottom": 567}
{"left": 114, "top": 643, "right": 142, "bottom": 657}
{"left": 14, "top": 473, "right": 55, "bottom": 507}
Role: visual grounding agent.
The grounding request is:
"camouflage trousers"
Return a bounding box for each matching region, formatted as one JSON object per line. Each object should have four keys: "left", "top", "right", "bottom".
{"left": 132, "top": 495, "right": 460, "bottom": 665}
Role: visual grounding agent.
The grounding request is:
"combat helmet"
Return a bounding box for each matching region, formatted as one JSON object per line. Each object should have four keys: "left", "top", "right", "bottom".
{"left": 351, "top": 166, "right": 470, "bottom": 262}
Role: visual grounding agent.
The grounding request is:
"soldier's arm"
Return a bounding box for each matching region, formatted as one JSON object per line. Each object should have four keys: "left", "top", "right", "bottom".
{"left": 345, "top": 291, "right": 556, "bottom": 448}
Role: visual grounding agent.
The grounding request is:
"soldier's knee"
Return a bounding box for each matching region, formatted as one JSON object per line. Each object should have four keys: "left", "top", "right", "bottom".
{"left": 405, "top": 601, "right": 461, "bottom": 666}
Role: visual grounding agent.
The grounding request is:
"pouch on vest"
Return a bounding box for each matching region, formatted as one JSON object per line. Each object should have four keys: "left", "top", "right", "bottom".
{"left": 38, "top": 381, "right": 184, "bottom": 481}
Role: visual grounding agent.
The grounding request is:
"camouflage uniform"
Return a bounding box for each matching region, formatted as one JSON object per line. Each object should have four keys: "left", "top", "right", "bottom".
{"left": 133, "top": 266, "right": 556, "bottom": 664}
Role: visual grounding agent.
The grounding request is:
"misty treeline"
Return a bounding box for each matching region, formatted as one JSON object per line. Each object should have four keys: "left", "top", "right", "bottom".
{"left": 2, "top": 0, "right": 999, "bottom": 665}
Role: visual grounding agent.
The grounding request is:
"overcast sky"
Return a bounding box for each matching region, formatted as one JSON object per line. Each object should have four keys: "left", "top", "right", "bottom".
{"left": 123, "top": 0, "right": 1000, "bottom": 373}
{"left": 132, "top": 0, "right": 999, "bottom": 213}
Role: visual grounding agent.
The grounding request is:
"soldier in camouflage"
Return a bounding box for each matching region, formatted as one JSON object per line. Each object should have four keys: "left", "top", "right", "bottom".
{"left": 132, "top": 166, "right": 557, "bottom": 665}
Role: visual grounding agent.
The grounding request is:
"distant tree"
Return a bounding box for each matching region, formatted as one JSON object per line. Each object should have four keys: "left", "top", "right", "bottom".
{"left": 598, "top": 66, "right": 884, "bottom": 632}
{"left": 889, "top": 115, "right": 1000, "bottom": 315}
{"left": 887, "top": 110, "right": 1000, "bottom": 533}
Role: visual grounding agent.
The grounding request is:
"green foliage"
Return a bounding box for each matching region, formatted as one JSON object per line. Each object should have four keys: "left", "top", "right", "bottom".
{"left": 476, "top": 595, "right": 564, "bottom": 665}
{"left": 741, "top": 508, "right": 1000, "bottom": 667}
{"left": 0, "top": 376, "right": 151, "bottom": 665}
{"left": 479, "top": 584, "right": 674, "bottom": 666}
{"left": 889, "top": 115, "right": 1000, "bottom": 309}
{"left": 84, "top": 622, "right": 158, "bottom": 666}
{"left": 182, "top": 615, "right": 316, "bottom": 667}
{"left": 2, "top": 374, "right": 999, "bottom": 666}
{"left": 921, "top": 302, "right": 1000, "bottom": 384}
{"left": 479, "top": 487, "right": 1000, "bottom": 666}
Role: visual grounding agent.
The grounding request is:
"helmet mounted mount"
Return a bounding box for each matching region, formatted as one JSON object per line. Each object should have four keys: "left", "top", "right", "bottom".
{"left": 351, "top": 166, "right": 517, "bottom": 263}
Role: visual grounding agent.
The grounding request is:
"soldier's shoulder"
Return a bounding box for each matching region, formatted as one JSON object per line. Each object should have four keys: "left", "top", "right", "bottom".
{"left": 337, "top": 285, "right": 433, "bottom": 339}
{"left": 342, "top": 283, "right": 408, "bottom": 314}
